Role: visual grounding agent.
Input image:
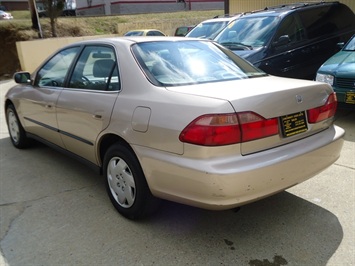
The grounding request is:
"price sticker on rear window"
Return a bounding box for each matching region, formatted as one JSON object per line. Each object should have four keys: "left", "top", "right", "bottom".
{"left": 281, "top": 111, "right": 308, "bottom": 137}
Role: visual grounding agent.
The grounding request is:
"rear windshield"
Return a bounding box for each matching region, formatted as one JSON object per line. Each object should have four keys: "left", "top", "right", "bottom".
{"left": 131, "top": 40, "right": 266, "bottom": 87}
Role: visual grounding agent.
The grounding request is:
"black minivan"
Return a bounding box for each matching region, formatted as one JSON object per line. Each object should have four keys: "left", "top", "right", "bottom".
{"left": 214, "top": 2, "right": 355, "bottom": 80}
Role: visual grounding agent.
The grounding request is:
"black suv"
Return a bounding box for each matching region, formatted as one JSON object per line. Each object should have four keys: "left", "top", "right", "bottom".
{"left": 215, "top": 2, "right": 355, "bottom": 80}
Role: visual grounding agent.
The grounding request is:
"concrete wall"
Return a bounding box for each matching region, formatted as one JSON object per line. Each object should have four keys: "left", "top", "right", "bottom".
{"left": 111, "top": 2, "right": 186, "bottom": 14}
{"left": 16, "top": 35, "right": 116, "bottom": 74}
{"left": 78, "top": 0, "right": 224, "bottom": 16}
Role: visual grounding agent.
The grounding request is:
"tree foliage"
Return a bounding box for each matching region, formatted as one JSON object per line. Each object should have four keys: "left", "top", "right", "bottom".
{"left": 41, "top": 0, "right": 65, "bottom": 37}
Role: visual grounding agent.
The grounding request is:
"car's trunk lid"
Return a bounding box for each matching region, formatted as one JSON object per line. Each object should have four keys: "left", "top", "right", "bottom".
{"left": 167, "top": 76, "right": 335, "bottom": 154}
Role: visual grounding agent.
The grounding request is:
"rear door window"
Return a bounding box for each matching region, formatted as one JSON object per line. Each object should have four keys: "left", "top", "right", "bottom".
{"left": 68, "top": 45, "right": 120, "bottom": 91}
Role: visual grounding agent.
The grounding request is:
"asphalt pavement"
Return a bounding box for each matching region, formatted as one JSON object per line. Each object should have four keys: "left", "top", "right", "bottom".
{"left": 0, "top": 79, "right": 354, "bottom": 265}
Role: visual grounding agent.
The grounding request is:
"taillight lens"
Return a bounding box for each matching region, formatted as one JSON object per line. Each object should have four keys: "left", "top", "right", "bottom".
{"left": 238, "top": 112, "right": 279, "bottom": 142}
{"left": 179, "top": 112, "right": 279, "bottom": 146}
{"left": 179, "top": 113, "right": 241, "bottom": 146}
{"left": 307, "top": 93, "right": 337, "bottom": 123}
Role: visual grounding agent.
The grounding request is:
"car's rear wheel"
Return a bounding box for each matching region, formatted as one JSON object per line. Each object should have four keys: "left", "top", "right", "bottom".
{"left": 6, "top": 104, "right": 28, "bottom": 149}
{"left": 104, "top": 143, "right": 160, "bottom": 219}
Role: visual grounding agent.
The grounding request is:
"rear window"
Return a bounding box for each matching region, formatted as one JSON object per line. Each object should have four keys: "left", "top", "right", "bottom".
{"left": 131, "top": 40, "right": 265, "bottom": 86}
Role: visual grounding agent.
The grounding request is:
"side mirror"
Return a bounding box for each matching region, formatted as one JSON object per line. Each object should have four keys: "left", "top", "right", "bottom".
{"left": 274, "top": 35, "right": 291, "bottom": 47}
{"left": 337, "top": 42, "right": 345, "bottom": 49}
{"left": 13, "top": 72, "right": 31, "bottom": 84}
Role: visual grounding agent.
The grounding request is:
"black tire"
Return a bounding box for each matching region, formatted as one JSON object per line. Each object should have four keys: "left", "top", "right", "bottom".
{"left": 103, "top": 143, "right": 160, "bottom": 220}
{"left": 6, "top": 104, "right": 29, "bottom": 149}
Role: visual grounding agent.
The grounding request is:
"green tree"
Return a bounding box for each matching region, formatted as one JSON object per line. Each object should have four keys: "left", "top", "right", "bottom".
{"left": 42, "top": 0, "right": 65, "bottom": 37}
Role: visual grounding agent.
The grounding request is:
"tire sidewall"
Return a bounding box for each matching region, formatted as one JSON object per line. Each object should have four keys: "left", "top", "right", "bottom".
{"left": 103, "top": 143, "right": 151, "bottom": 220}
{"left": 6, "top": 104, "right": 27, "bottom": 149}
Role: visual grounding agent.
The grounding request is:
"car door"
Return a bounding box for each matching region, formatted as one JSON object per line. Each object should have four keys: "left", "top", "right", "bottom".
{"left": 56, "top": 45, "right": 120, "bottom": 164}
{"left": 261, "top": 14, "right": 309, "bottom": 79}
{"left": 21, "top": 46, "right": 80, "bottom": 147}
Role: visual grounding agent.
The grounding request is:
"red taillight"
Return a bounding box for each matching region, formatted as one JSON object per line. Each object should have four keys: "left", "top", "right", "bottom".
{"left": 179, "top": 113, "right": 241, "bottom": 146}
{"left": 238, "top": 112, "right": 279, "bottom": 142}
{"left": 307, "top": 93, "right": 337, "bottom": 123}
{"left": 179, "top": 112, "right": 279, "bottom": 146}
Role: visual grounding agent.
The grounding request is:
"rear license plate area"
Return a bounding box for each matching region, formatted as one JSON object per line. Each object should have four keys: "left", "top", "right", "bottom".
{"left": 345, "top": 91, "right": 355, "bottom": 104}
{"left": 280, "top": 111, "right": 308, "bottom": 138}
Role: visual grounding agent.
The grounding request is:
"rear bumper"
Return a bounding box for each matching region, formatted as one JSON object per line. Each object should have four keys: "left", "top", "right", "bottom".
{"left": 135, "top": 125, "right": 344, "bottom": 210}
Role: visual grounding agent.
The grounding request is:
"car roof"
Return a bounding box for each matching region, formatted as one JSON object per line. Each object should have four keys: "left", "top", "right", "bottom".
{"left": 240, "top": 1, "right": 342, "bottom": 18}
{"left": 197, "top": 14, "right": 241, "bottom": 23}
{"left": 64, "top": 36, "right": 209, "bottom": 47}
{"left": 127, "top": 29, "right": 162, "bottom": 32}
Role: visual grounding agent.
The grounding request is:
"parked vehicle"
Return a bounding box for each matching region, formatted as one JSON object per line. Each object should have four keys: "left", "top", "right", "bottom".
{"left": 214, "top": 1, "right": 355, "bottom": 80}
{"left": 174, "top": 25, "right": 195, "bottom": 36}
{"left": 124, "top": 29, "right": 166, "bottom": 36}
{"left": 316, "top": 35, "right": 355, "bottom": 110}
{"left": 185, "top": 14, "right": 240, "bottom": 39}
{"left": 0, "top": 10, "right": 13, "bottom": 20}
{"left": 37, "top": 0, "right": 76, "bottom": 17}
{"left": 5, "top": 37, "right": 344, "bottom": 219}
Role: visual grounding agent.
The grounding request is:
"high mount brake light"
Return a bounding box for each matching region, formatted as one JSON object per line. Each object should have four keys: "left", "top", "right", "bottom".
{"left": 179, "top": 112, "right": 279, "bottom": 146}
{"left": 307, "top": 93, "right": 337, "bottom": 123}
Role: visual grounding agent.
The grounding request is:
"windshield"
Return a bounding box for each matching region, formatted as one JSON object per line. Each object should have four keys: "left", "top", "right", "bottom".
{"left": 125, "top": 31, "right": 144, "bottom": 36}
{"left": 186, "top": 21, "right": 229, "bottom": 39}
{"left": 132, "top": 40, "right": 266, "bottom": 86}
{"left": 344, "top": 36, "right": 355, "bottom": 51}
{"left": 215, "top": 16, "right": 279, "bottom": 48}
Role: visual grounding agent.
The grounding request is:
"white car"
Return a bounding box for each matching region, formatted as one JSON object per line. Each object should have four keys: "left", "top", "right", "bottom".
{"left": 0, "top": 10, "right": 13, "bottom": 20}
{"left": 5, "top": 37, "right": 344, "bottom": 219}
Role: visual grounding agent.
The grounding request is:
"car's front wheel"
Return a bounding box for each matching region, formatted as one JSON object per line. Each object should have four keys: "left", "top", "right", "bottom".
{"left": 104, "top": 143, "right": 160, "bottom": 219}
{"left": 6, "top": 104, "right": 29, "bottom": 149}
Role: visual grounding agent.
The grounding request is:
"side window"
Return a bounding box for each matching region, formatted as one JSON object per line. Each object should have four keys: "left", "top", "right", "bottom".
{"left": 299, "top": 5, "right": 354, "bottom": 40}
{"left": 69, "top": 45, "right": 120, "bottom": 91}
{"left": 35, "top": 47, "right": 79, "bottom": 87}
{"left": 274, "top": 14, "right": 305, "bottom": 48}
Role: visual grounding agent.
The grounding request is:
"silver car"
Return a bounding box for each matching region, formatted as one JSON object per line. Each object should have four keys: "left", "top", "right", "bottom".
{"left": 5, "top": 37, "right": 344, "bottom": 219}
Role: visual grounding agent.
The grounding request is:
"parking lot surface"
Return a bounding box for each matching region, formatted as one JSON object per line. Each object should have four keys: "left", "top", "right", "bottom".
{"left": 0, "top": 79, "right": 354, "bottom": 265}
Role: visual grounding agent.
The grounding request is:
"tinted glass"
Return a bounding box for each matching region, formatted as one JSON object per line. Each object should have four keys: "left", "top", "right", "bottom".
{"left": 299, "top": 5, "right": 355, "bottom": 39}
{"left": 215, "top": 16, "right": 279, "bottom": 48}
{"left": 132, "top": 40, "right": 265, "bottom": 86}
{"left": 69, "top": 45, "right": 120, "bottom": 91}
{"left": 147, "top": 31, "right": 165, "bottom": 36}
{"left": 274, "top": 14, "right": 306, "bottom": 44}
{"left": 186, "top": 21, "right": 229, "bottom": 39}
{"left": 36, "top": 47, "right": 79, "bottom": 87}
{"left": 125, "top": 31, "right": 144, "bottom": 36}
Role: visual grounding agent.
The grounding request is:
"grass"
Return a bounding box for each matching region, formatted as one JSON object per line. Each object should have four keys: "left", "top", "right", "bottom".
{"left": 0, "top": 9, "right": 223, "bottom": 78}
{"left": 6, "top": 10, "right": 224, "bottom": 36}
